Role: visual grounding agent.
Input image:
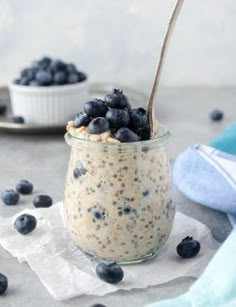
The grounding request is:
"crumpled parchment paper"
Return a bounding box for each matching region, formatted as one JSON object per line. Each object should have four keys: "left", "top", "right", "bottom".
{"left": 0, "top": 202, "right": 219, "bottom": 300}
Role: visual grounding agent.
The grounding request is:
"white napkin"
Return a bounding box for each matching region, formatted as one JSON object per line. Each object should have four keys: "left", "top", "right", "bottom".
{"left": 0, "top": 202, "right": 219, "bottom": 300}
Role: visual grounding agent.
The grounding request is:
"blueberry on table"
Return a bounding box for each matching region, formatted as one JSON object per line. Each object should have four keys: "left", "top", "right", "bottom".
{"left": 35, "top": 70, "right": 53, "bottom": 86}
{"left": 73, "top": 113, "right": 91, "bottom": 128}
{"left": 1, "top": 190, "right": 19, "bottom": 205}
{"left": 176, "top": 236, "right": 201, "bottom": 258}
{"left": 53, "top": 71, "right": 66, "bottom": 85}
{"left": 88, "top": 117, "right": 110, "bottom": 134}
{"left": 0, "top": 103, "right": 7, "bottom": 115}
{"left": 14, "top": 214, "right": 37, "bottom": 235}
{"left": 115, "top": 127, "right": 141, "bottom": 143}
{"left": 210, "top": 109, "right": 224, "bottom": 121}
{"left": 0, "top": 273, "right": 8, "bottom": 295}
{"left": 12, "top": 116, "right": 25, "bottom": 124}
{"left": 96, "top": 262, "right": 124, "bottom": 284}
{"left": 84, "top": 99, "right": 108, "bottom": 118}
{"left": 105, "top": 108, "right": 130, "bottom": 129}
{"left": 16, "top": 180, "right": 33, "bottom": 195}
{"left": 104, "top": 89, "right": 129, "bottom": 109}
{"left": 33, "top": 195, "right": 53, "bottom": 208}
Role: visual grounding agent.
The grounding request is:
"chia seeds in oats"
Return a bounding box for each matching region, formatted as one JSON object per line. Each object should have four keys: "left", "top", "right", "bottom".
{"left": 64, "top": 130, "right": 175, "bottom": 262}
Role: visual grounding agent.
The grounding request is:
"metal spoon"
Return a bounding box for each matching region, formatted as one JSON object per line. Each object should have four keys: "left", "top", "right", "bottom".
{"left": 148, "top": 0, "right": 185, "bottom": 138}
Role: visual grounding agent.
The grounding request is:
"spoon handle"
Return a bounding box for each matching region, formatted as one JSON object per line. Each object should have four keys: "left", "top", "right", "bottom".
{"left": 148, "top": 0, "right": 185, "bottom": 138}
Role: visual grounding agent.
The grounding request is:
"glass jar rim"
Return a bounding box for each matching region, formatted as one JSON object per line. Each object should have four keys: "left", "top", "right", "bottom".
{"left": 65, "top": 124, "right": 172, "bottom": 151}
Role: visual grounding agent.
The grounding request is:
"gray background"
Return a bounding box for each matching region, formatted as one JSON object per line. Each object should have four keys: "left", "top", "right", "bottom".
{"left": 0, "top": 0, "right": 236, "bottom": 88}
{"left": 0, "top": 87, "right": 233, "bottom": 306}
{"left": 0, "top": 0, "right": 235, "bottom": 305}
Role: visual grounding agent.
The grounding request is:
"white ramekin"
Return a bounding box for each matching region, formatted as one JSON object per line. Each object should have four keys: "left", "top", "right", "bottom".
{"left": 8, "top": 80, "right": 89, "bottom": 125}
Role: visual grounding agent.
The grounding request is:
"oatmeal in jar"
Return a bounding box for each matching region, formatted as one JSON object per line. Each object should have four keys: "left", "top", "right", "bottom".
{"left": 64, "top": 89, "right": 175, "bottom": 263}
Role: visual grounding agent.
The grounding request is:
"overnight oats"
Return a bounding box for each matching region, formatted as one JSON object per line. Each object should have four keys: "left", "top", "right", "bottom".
{"left": 64, "top": 89, "right": 175, "bottom": 264}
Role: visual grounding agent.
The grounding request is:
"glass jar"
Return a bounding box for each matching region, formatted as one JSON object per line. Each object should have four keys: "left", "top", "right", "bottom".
{"left": 64, "top": 125, "right": 175, "bottom": 264}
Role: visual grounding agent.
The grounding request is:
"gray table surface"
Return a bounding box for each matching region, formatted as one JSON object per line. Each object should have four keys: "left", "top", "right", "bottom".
{"left": 0, "top": 87, "right": 233, "bottom": 307}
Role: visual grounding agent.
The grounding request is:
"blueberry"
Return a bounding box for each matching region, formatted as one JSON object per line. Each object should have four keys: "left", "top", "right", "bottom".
{"left": 91, "top": 304, "right": 106, "bottom": 307}
{"left": 66, "top": 63, "right": 77, "bottom": 73}
{"left": 12, "top": 116, "right": 25, "bottom": 124}
{"left": 104, "top": 89, "right": 129, "bottom": 109}
{"left": 210, "top": 109, "right": 224, "bottom": 121}
{"left": 106, "top": 109, "right": 130, "bottom": 129}
{"left": 0, "top": 273, "right": 8, "bottom": 295}
{"left": 67, "top": 72, "right": 79, "bottom": 84}
{"left": 130, "top": 108, "right": 148, "bottom": 129}
{"left": 13, "top": 79, "right": 20, "bottom": 84}
{"left": 96, "top": 262, "right": 124, "bottom": 284}
{"left": 21, "top": 68, "right": 36, "bottom": 80}
{"left": 77, "top": 71, "right": 87, "bottom": 82}
{"left": 73, "top": 113, "right": 91, "bottom": 128}
{"left": 94, "top": 211, "right": 102, "bottom": 219}
{"left": 40, "top": 56, "right": 51, "bottom": 63}
{"left": 125, "top": 101, "right": 132, "bottom": 113}
{"left": 14, "top": 214, "right": 37, "bottom": 235}
{"left": 16, "top": 180, "right": 33, "bottom": 195}
{"left": 88, "top": 117, "right": 110, "bottom": 134}
{"left": 84, "top": 99, "right": 108, "bottom": 118}
{"left": 93, "top": 209, "right": 105, "bottom": 220}
{"left": 74, "top": 167, "right": 87, "bottom": 178}
{"left": 1, "top": 190, "right": 19, "bottom": 205}
{"left": 19, "top": 77, "right": 31, "bottom": 86}
{"left": 33, "top": 195, "right": 53, "bottom": 208}
{"left": 53, "top": 71, "right": 66, "bottom": 85}
{"left": 35, "top": 70, "right": 52, "bottom": 86}
{"left": 123, "top": 206, "right": 131, "bottom": 214}
{"left": 20, "top": 68, "right": 29, "bottom": 77}
{"left": 50, "top": 59, "right": 66, "bottom": 72}
{"left": 38, "top": 56, "right": 52, "bottom": 69}
{"left": 29, "top": 80, "right": 40, "bottom": 86}
{"left": 142, "top": 190, "right": 149, "bottom": 197}
{"left": 0, "top": 103, "right": 7, "bottom": 115}
{"left": 133, "top": 125, "right": 150, "bottom": 141}
{"left": 115, "top": 127, "right": 140, "bottom": 143}
{"left": 176, "top": 236, "right": 201, "bottom": 258}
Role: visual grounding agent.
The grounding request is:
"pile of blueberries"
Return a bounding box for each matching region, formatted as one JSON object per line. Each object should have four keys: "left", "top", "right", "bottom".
{"left": 72, "top": 88, "right": 151, "bottom": 142}
{"left": 14, "top": 56, "right": 87, "bottom": 86}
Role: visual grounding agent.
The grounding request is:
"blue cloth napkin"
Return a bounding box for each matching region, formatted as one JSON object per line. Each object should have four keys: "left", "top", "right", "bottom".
{"left": 173, "top": 123, "right": 236, "bottom": 226}
{"left": 173, "top": 144, "right": 236, "bottom": 225}
{"left": 209, "top": 123, "right": 236, "bottom": 155}
{"left": 145, "top": 124, "right": 236, "bottom": 307}
{"left": 146, "top": 227, "right": 236, "bottom": 307}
